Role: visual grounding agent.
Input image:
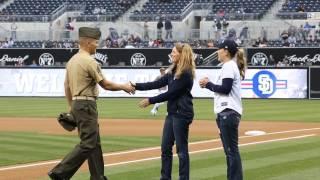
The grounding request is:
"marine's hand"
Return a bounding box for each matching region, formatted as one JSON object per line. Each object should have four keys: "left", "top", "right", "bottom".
{"left": 123, "top": 82, "right": 135, "bottom": 94}
{"left": 199, "top": 77, "right": 209, "bottom": 88}
{"left": 139, "top": 98, "right": 150, "bottom": 108}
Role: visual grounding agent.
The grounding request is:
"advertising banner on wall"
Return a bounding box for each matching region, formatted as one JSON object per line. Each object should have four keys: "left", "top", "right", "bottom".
{"left": 0, "top": 49, "right": 218, "bottom": 66}
{"left": 0, "top": 68, "right": 307, "bottom": 98}
{"left": 2, "top": 48, "right": 320, "bottom": 67}
{"left": 247, "top": 48, "right": 320, "bottom": 66}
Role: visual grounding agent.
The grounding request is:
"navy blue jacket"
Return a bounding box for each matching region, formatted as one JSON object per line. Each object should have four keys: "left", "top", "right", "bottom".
{"left": 135, "top": 69, "right": 194, "bottom": 119}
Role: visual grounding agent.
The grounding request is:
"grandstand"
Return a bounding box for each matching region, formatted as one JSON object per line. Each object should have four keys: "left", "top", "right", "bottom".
{"left": 0, "top": 0, "right": 319, "bottom": 50}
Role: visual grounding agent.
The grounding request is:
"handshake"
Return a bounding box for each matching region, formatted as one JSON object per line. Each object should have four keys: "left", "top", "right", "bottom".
{"left": 121, "top": 81, "right": 151, "bottom": 108}
{"left": 122, "top": 81, "right": 136, "bottom": 95}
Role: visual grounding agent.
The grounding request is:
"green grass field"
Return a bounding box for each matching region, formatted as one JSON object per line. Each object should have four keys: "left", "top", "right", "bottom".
{"left": 0, "top": 97, "right": 319, "bottom": 122}
{"left": 72, "top": 136, "right": 320, "bottom": 180}
{"left": 0, "top": 98, "right": 319, "bottom": 179}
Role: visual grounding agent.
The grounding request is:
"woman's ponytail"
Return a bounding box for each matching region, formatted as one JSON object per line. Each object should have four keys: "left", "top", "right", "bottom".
{"left": 236, "top": 48, "right": 247, "bottom": 80}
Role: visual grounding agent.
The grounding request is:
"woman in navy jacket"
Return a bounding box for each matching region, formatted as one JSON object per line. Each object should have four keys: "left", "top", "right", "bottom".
{"left": 131, "top": 43, "right": 195, "bottom": 180}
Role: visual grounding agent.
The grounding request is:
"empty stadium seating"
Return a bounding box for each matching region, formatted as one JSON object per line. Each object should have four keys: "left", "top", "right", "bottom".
{"left": 0, "top": 0, "right": 137, "bottom": 21}
{"left": 130, "top": 0, "right": 192, "bottom": 21}
{"left": 8, "top": 40, "right": 77, "bottom": 48}
{"left": 267, "top": 39, "right": 320, "bottom": 47}
{"left": 278, "top": 0, "right": 320, "bottom": 19}
{"left": 205, "top": 0, "right": 277, "bottom": 20}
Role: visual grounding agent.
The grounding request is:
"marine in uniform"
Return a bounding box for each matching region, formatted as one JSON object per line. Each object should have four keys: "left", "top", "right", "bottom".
{"left": 48, "top": 27, "right": 134, "bottom": 180}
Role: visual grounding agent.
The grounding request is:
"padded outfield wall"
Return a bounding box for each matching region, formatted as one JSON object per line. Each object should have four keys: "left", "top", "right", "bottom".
{"left": 0, "top": 67, "right": 310, "bottom": 99}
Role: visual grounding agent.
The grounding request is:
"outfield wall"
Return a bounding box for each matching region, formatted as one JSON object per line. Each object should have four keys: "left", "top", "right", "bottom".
{"left": 1, "top": 48, "right": 320, "bottom": 67}
{"left": 0, "top": 67, "right": 309, "bottom": 99}
{"left": 309, "top": 66, "right": 320, "bottom": 99}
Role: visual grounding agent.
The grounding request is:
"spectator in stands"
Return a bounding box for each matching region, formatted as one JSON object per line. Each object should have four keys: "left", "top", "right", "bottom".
{"left": 102, "top": 40, "right": 108, "bottom": 49}
{"left": 1, "top": 40, "right": 9, "bottom": 48}
{"left": 65, "top": 17, "right": 74, "bottom": 39}
{"left": 165, "top": 18, "right": 173, "bottom": 39}
{"left": 237, "top": 5, "right": 245, "bottom": 15}
{"left": 304, "top": 22, "right": 313, "bottom": 31}
{"left": 316, "top": 22, "right": 320, "bottom": 38}
{"left": 10, "top": 22, "right": 17, "bottom": 40}
{"left": 296, "top": 4, "right": 305, "bottom": 12}
{"left": 239, "top": 26, "right": 249, "bottom": 41}
{"left": 212, "top": 19, "right": 218, "bottom": 39}
{"left": 33, "top": 5, "right": 40, "bottom": 15}
{"left": 74, "top": 41, "right": 79, "bottom": 48}
{"left": 57, "top": 42, "right": 63, "bottom": 48}
{"left": 29, "top": 60, "right": 38, "bottom": 67}
{"left": 222, "top": 19, "right": 229, "bottom": 35}
{"left": 229, "top": 8, "right": 236, "bottom": 19}
{"left": 109, "top": 27, "right": 119, "bottom": 40}
{"left": 288, "top": 34, "right": 297, "bottom": 47}
{"left": 157, "top": 18, "right": 164, "bottom": 39}
{"left": 288, "top": 25, "right": 297, "bottom": 35}
{"left": 66, "top": 18, "right": 74, "bottom": 31}
{"left": 269, "top": 55, "right": 275, "bottom": 66}
{"left": 148, "top": 38, "right": 154, "bottom": 47}
{"left": 93, "top": 7, "right": 101, "bottom": 15}
{"left": 260, "top": 27, "right": 267, "bottom": 41}
{"left": 282, "top": 55, "right": 291, "bottom": 66}
{"left": 63, "top": 40, "right": 72, "bottom": 49}
{"left": 100, "top": 8, "right": 106, "bottom": 15}
{"left": 217, "top": 9, "right": 225, "bottom": 18}
{"left": 127, "top": 34, "right": 135, "bottom": 44}
{"left": 252, "top": 38, "right": 260, "bottom": 47}
{"left": 8, "top": 37, "right": 14, "bottom": 48}
{"left": 259, "top": 37, "right": 268, "bottom": 47}
{"left": 287, "top": 0, "right": 296, "bottom": 9}
{"left": 281, "top": 30, "right": 289, "bottom": 47}
{"left": 276, "top": 60, "right": 285, "bottom": 67}
{"left": 216, "top": 19, "right": 222, "bottom": 40}
{"left": 297, "top": 25, "right": 304, "bottom": 41}
{"left": 207, "top": 40, "right": 215, "bottom": 48}
{"left": 228, "top": 28, "right": 237, "bottom": 41}
{"left": 143, "top": 20, "right": 150, "bottom": 40}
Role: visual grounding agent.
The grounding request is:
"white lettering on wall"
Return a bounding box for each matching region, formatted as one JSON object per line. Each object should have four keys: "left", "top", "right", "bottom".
{"left": 14, "top": 73, "right": 35, "bottom": 93}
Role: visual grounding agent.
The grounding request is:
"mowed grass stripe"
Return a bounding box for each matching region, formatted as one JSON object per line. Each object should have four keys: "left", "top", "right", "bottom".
{"left": 242, "top": 157, "right": 320, "bottom": 180}
{"left": 0, "top": 133, "right": 78, "bottom": 144}
{"left": 0, "top": 132, "right": 162, "bottom": 167}
{"left": 0, "top": 132, "right": 160, "bottom": 145}
{"left": 242, "top": 139, "right": 320, "bottom": 160}
{"left": 269, "top": 167, "right": 320, "bottom": 180}
{"left": 0, "top": 98, "right": 319, "bottom": 122}
{"left": 187, "top": 142, "right": 320, "bottom": 179}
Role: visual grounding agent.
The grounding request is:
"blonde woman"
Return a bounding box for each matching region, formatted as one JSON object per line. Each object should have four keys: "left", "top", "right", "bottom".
{"left": 131, "top": 43, "right": 196, "bottom": 180}
{"left": 199, "top": 39, "right": 246, "bottom": 180}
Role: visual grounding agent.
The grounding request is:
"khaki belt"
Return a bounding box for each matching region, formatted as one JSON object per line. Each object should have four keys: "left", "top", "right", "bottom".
{"left": 72, "top": 96, "right": 96, "bottom": 101}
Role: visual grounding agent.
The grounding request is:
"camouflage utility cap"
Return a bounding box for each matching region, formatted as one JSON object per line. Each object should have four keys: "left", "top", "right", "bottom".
{"left": 79, "top": 27, "right": 101, "bottom": 40}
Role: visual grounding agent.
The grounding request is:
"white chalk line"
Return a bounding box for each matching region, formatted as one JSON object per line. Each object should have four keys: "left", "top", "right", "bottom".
{"left": 104, "top": 127, "right": 320, "bottom": 157}
{"left": 104, "top": 134, "right": 315, "bottom": 167}
{"left": 0, "top": 127, "right": 319, "bottom": 171}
